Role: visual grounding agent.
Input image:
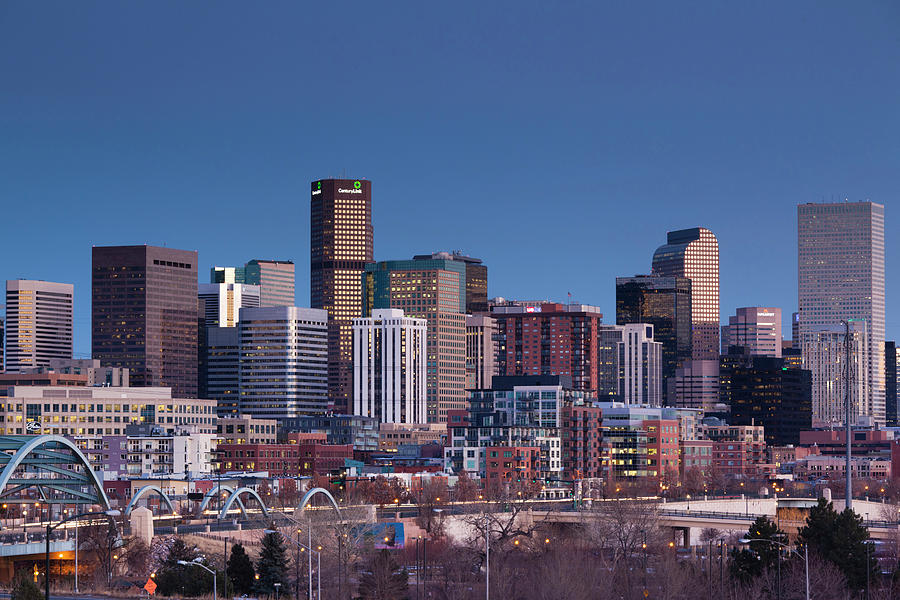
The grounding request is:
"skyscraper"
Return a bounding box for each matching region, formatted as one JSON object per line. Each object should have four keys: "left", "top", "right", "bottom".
{"left": 490, "top": 303, "right": 605, "bottom": 396}
{"left": 801, "top": 322, "right": 870, "bottom": 427}
{"left": 352, "top": 309, "right": 427, "bottom": 424}
{"left": 238, "top": 306, "right": 329, "bottom": 420}
{"left": 198, "top": 283, "right": 261, "bottom": 328}
{"left": 244, "top": 259, "right": 295, "bottom": 307}
{"left": 798, "top": 201, "right": 886, "bottom": 424}
{"left": 364, "top": 258, "right": 466, "bottom": 422}
{"left": 310, "top": 178, "right": 374, "bottom": 413}
{"left": 616, "top": 275, "right": 692, "bottom": 403}
{"left": 198, "top": 282, "right": 260, "bottom": 408}
{"left": 651, "top": 227, "right": 720, "bottom": 360}
{"left": 723, "top": 354, "right": 812, "bottom": 447}
{"left": 617, "top": 323, "right": 662, "bottom": 406}
{"left": 885, "top": 341, "right": 897, "bottom": 427}
{"left": 412, "top": 251, "right": 488, "bottom": 313}
{"left": 92, "top": 245, "right": 198, "bottom": 397}
{"left": 5, "top": 280, "right": 73, "bottom": 372}
{"left": 721, "top": 307, "right": 782, "bottom": 357}
{"left": 466, "top": 314, "right": 497, "bottom": 390}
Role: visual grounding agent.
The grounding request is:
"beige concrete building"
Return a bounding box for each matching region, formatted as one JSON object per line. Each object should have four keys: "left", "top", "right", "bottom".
{"left": 378, "top": 422, "right": 446, "bottom": 452}
{"left": 217, "top": 415, "right": 279, "bottom": 444}
{"left": 0, "top": 385, "right": 217, "bottom": 436}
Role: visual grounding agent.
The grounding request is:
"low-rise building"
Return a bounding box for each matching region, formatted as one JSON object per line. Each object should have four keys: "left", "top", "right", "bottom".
{"left": 125, "top": 424, "right": 216, "bottom": 479}
{"left": 0, "top": 385, "right": 217, "bottom": 436}
{"left": 281, "top": 414, "right": 378, "bottom": 452}
{"left": 217, "top": 416, "right": 278, "bottom": 445}
{"left": 378, "top": 422, "right": 445, "bottom": 452}
{"left": 795, "top": 455, "right": 890, "bottom": 481}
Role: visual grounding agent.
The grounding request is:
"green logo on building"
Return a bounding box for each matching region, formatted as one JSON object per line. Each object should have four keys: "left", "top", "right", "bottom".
{"left": 353, "top": 180, "right": 361, "bottom": 189}
{"left": 317, "top": 181, "right": 321, "bottom": 190}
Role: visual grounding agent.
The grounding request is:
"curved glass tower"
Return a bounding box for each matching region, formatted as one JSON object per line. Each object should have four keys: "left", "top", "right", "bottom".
{"left": 651, "top": 227, "right": 720, "bottom": 360}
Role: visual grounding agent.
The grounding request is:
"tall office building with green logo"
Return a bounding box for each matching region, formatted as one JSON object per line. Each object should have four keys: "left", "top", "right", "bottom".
{"left": 311, "top": 179, "right": 374, "bottom": 413}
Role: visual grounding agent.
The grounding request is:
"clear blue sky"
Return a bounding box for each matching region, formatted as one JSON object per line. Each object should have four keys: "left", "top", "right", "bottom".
{"left": 1, "top": 1, "right": 898, "bottom": 358}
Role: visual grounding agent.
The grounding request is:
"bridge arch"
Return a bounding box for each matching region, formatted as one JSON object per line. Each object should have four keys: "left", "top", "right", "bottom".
{"left": 197, "top": 485, "right": 244, "bottom": 515}
{"left": 296, "top": 487, "right": 341, "bottom": 519}
{"left": 124, "top": 485, "right": 177, "bottom": 516}
{"left": 218, "top": 487, "right": 269, "bottom": 520}
{"left": 0, "top": 435, "right": 111, "bottom": 510}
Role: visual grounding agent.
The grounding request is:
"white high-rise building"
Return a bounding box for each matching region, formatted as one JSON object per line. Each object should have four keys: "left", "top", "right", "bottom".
{"left": 238, "top": 306, "right": 328, "bottom": 420}
{"left": 798, "top": 202, "right": 885, "bottom": 424}
{"left": 618, "top": 323, "right": 662, "bottom": 406}
{"left": 199, "top": 283, "right": 261, "bottom": 328}
{"left": 5, "top": 280, "right": 73, "bottom": 372}
{"left": 801, "top": 322, "right": 870, "bottom": 427}
{"left": 721, "top": 307, "right": 782, "bottom": 357}
{"left": 352, "top": 309, "right": 427, "bottom": 424}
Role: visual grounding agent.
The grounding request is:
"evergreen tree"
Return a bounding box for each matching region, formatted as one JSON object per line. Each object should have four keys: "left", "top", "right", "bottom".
{"left": 798, "top": 497, "right": 879, "bottom": 591}
{"left": 10, "top": 572, "right": 42, "bottom": 600}
{"left": 729, "top": 516, "right": 783, "bottom": 582}
{"left": 358, "top": 550, "right": 408, "bottom": 600}
{"left": 227, "top": 543, "right": 256, "bottom": 595}
{"left": 256, "top": 530, "right": 289, "bottom": 595}
{"left": 155, "top": 539, "right": 215, "bottom": 597}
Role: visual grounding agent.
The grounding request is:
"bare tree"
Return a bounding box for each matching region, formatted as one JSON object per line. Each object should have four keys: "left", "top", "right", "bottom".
{"left": 415, "top": 478, "right": 448, "bottom": 538}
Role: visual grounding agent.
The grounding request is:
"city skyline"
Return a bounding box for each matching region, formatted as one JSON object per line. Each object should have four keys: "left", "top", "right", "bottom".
{"left": 1, "top": 2, "right": 898, "bottom": 359}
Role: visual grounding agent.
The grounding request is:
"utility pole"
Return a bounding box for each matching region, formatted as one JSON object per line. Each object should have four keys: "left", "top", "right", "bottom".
{"left": 843, "top": 319, "right": 852, "bottom": 511}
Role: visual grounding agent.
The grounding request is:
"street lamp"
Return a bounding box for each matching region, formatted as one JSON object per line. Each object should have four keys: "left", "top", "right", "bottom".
{"left": 739, "top": 538, "right": 809, "bottom": 600}
{"left": 45, "top": 509, "right": 120, "bottom": 600}
{"left": 264, "top": 529, "right": 320, "bottom": 600}
{"left": 177, "top": 559, "right": 217, "bottom": 600}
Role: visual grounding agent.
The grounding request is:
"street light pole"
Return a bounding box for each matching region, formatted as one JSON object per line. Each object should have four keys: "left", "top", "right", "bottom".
{"left": 739, "top": 538, "right": 809, "bottom": 600}
{"left": 485, "top": 513, "right": 490, "bottom": 600}
{"left": 178, "top": 559, "right": 217, "bottom": 600}
{"left": 45, "top": 509, "right": 120, "bottom": 600}
{"left": 263, "top": 530, "right": 320, "bottom": 600}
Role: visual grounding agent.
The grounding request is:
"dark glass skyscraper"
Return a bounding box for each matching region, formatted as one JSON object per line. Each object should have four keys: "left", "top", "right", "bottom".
{"left": 887, "top": 341, "right": 897, "bottom": 426}
{"left": 310, "top": 179, "right": 374, "bottom": 413}
{"left": 615, "top": 275, "right": 692, "bottom": 404}
{"left": 721, "top": 351, "right": 812, "bottom": 446}
{"left": 92, "top": 245, "right": 198, "bottom": 397}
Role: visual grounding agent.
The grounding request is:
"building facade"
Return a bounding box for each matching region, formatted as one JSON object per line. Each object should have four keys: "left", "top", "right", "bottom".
{"left": 245, "top": 260, "right": 295, "bottom": 308}
{"left": 798, "top": 201, "right": 886, "bottom": 425}
{"left": 311, "top": 179, "right": 375, "bottom": 413}
{"left": 0, "top": 385, "right": 217, "bottom": 436}
{"left": 651, "top": 227, "right": 720, "bottom": 360}
{"left": 199, "top": 283, "right": 261, "bottom": 328}
{"left": 616, "top": 275, "right": 692, "bottom": 403}
{"left": 466, "top": 314, "right": 497, "bottom": 390}
{"left": 281, "top": 414, "right": 379, "bottom": 451}
{"left": 722, "top": 354, "right": 812, "bottom": 446}
{"left": 491, "top": 303, "right": 605, "bottom": 396}
{"left": 352, "top": 309, "right": 427, "bottom": 424}
{"left": 670, "top": 359, "right": 720, "bottom": 411}
{"left": 886, "top": 341, "right": 898, "bottom": 427}
{"left": 412, "top": 251, "right": 488, "bottom": 313}
{"left": 618, "top": 324, "right": 662, "bottom": 406}
{"left": 238, "top": 306, "right": 329, "bottom": 420}
{"left": 364, "top": 259, "right": 467, "bottom": 422}
{"left": 5, "top": 280, "right": 73, "bottom": 372}
{"left": 92, "top": 245, "right": 198, "bottom": 397}
{"left": 721, "top": 307, "right": 782, "bottom": 357}
{"left": 801, "top": 322, "right": 870, "bottom": 427}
